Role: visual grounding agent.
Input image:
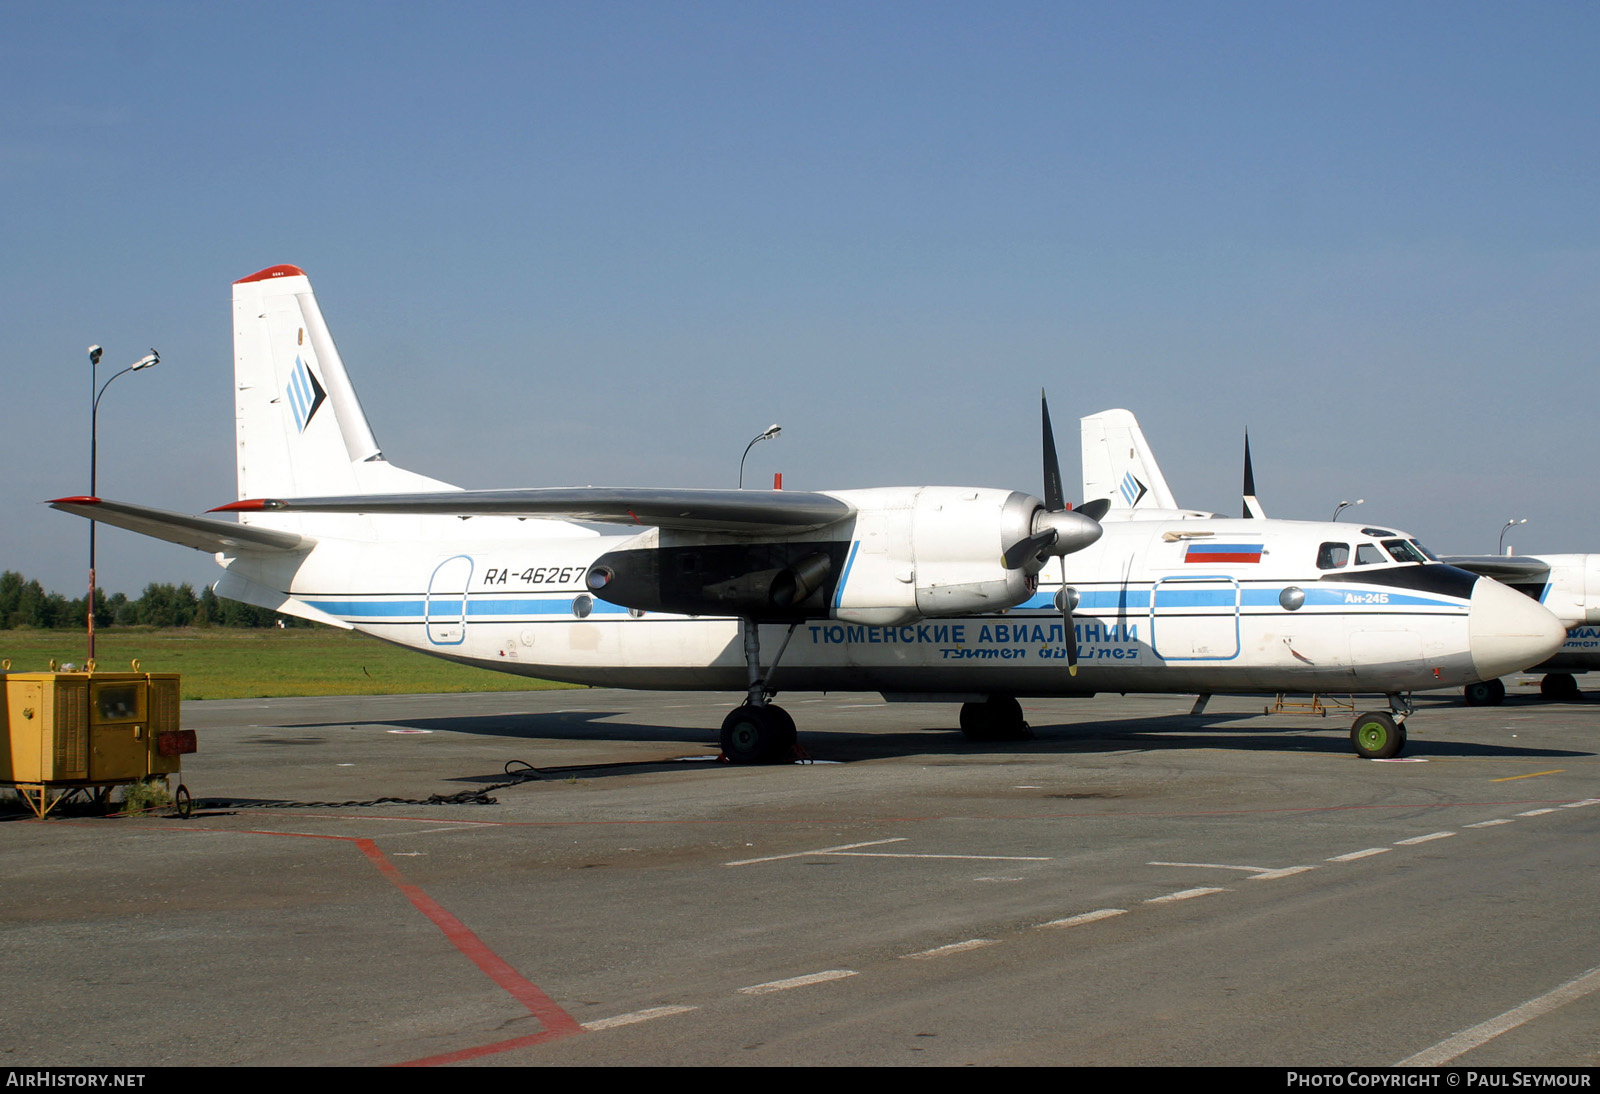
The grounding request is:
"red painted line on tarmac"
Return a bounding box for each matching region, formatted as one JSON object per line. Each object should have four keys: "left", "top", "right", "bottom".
{"left": 352, "top": 839, "right": 584, "bottom": 1041}
{"left": 220, "top": 827, "right": 587, "bottom": 1063}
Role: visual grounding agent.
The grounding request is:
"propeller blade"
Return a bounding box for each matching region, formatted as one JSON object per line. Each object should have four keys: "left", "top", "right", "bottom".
{"left": 1041, "top": 390, "right": 1065, "bottom": 513}
{"left": 1002, "top": 527, "right": 1058, "bottom": 570}
{"left": 1076, "top": 498, "right": 1111, "bottom": 522}
{"left": 1054, "top": 586, "right": 1079, "bottom": 676}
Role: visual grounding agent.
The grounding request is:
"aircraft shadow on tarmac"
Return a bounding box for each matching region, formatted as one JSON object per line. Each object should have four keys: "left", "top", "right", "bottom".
{"left": 249, "top": 706, "right": 1594, "bottom": 773}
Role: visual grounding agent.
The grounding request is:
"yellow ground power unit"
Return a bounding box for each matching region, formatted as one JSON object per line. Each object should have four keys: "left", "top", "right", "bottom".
{"left": 1, "top": 668, "right": 193, "bottom": 818}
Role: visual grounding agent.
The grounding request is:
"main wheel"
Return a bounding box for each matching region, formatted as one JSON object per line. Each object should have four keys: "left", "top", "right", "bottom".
{"left": 959, "top": 701, "right": 992, "bottom": 741}
{"left": 1463, "top": 678, "right": 1506, "bottom": 706}
{"left": 960, "top": 695, "right": 1030, "bottom": 742}
{"left": 1351, "top": 711, "right": 1405, "bottom": 759}
{"left": 720, "top": 705, "right": 792, "bottom": 764}
{"left": 766, "top": 704, "right": 798, "bottom": 750}
{"left": 1541, "top": 674, "right": 1581, "bottom": 701}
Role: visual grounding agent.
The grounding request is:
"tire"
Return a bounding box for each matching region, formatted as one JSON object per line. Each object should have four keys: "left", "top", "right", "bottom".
{"left": 1463, "top": 679, "right": 1505, "bottom": 707}
{"left": 959, "top": 701, "right": 992, "bottom": 741}
{"left": 767, "top": 705, "right": 798, "bottom": 750}
{"left": 960, "top": 696, "right": 1030, "bottom": 742}
{"left": 720, "top": 705, "right": 790, "bottom": 764}
{"left": 1351, "top": 711, "right": 1405, "bottom": 760}
{"left": 1540, "top": 674, "right": 1581, "bottom": 702}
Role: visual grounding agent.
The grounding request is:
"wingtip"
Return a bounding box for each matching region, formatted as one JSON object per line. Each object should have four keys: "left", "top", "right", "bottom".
{"left": 49, "top": 495, "right": 100, "bottom": 506}
{"left": 210, "top": 499, "right": 270, "bottom": 512}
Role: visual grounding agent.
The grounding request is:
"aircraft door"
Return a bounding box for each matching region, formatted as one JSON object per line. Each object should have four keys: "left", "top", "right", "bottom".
{"left": 1150, "top": 575, "right": 1241, "bottom": 661}
{"left": 426, "top": 555, "right": 474, "bottom": 646}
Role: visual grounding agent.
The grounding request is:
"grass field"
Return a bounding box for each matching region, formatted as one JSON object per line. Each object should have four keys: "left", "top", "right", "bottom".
{"left": 0, "top": 627, "right": 579, "bottom": 700}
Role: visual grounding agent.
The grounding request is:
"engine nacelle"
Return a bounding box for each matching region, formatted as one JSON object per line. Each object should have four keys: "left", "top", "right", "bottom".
{"left": 583, "top": 486, "right": 1100, "bottom": 627}
{"left": 1527, "top": 553, "right": 1600, "bottom": 628}
{"left": 830, "top": 487, "right": 1057, "bottom": 626}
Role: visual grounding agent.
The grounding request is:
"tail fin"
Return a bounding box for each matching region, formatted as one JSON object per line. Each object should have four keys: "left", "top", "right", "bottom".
{"left": 1079, "top": 409, "right": 1179, "bottom": 513}
{"left": 232, "top": 265, "right": 454, "bottom": 501}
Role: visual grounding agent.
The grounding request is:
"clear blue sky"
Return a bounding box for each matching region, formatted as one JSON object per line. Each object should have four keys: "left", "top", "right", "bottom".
{"left": 4, "top": 1, "right": 1596, "bottom": 598}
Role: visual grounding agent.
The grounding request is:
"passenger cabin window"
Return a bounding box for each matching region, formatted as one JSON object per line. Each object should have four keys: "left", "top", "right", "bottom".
{"left": 1317, "top": 542, "right": 1350, "bottom": 569}
{"left": 1354, "top": 543, "right": 1386, "bottom": 566}
{"left": 1382, "top": 538, "right": 1429, "bottom": 564}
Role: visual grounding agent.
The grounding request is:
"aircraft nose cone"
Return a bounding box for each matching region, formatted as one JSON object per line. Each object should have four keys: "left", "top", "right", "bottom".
{"left": 1469, "top": 576, "right": 1568, "bottom": 681}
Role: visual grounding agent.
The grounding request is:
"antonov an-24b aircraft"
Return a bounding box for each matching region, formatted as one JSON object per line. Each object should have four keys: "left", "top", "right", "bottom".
{"left": 51, "top": 266, "right": 1566, "bottom": 764}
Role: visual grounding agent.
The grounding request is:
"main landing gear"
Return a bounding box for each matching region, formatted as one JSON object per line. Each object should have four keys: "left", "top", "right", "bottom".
{"left": 958, "top": 694, "right": 1033, "bottom": 741}
{"left": 1350, "top": 695, "right": 1412, "bottom": 760}
{"left": 1540, "top": 673, "right": 1582, "bottom": 701}
{"left": 1463, "top": 673, "right": 1585, "bottom": 706}
{"left": 719, "top": 620, "right": 801, "bottom": 765}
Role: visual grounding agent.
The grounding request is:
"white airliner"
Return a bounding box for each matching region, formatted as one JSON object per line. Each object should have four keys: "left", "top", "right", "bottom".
{"left": 50, "top": 267, "right": 1565, "bottom": 764}
{"left": 1081, "top": 408, "right": 1597, "bottom": 707}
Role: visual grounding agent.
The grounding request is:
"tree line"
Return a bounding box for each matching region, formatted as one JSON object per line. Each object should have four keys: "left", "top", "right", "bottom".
{"left": 0, "top": 571, "right": 311, "bottom": 629}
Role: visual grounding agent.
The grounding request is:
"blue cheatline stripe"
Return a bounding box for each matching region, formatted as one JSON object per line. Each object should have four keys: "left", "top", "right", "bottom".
{"left": 1019, "top": 585, "right": 1465, "bottom": 613}
{"left": 1153, "top": 589, "right": 1239, "bottom": 608}
{"left": 300, "top": 596, "right": 630, "bottom": 619}
{"left": 832, "top": 541, "right": 861, "bottom": 609}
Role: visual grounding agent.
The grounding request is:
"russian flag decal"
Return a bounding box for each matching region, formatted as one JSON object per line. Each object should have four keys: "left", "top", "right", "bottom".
{"left": 1185, "top": 542, "right": 1263, "bottom": 564}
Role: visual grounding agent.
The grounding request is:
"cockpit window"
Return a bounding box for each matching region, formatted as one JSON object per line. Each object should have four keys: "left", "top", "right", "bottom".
{"left": 1382, "top": 538, "right": 1429, "bottom": 564}
{"left": 1354, "top": 543, "right": 1386, "bottom": 566}
{"left": 1410, "top": 539, "right": 1438, "bottom": 561}
{"left": 1317, "top": 542, "right": 1350, "bottom": 570}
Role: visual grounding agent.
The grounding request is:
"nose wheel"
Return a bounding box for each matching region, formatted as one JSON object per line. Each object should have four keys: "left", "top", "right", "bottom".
{"left": 1350, "top": 709, "right": 1407, "bottom": 759}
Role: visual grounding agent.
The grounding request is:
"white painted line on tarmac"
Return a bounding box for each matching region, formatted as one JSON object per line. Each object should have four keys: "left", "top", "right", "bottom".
{"left": 1562, "top": 798, "right": 1600, "bottom": 808}
{"left": 1327, "top": 848, "right": 1390, "bottom": 862}
{"left": 901, "top": 939, "right": 997, "bottom": 960}
{"left": 1465, "top": 819, "right": 1514, "bottom": 828}
{"left": 1148, "top": 861, "right": 1315, "bottom": 880}
{"left": 738, "top": 970, "right": 858, "bottom": 995}
{"left": 832, "top": 851, "right": 1052, "bottom": 861}
{"left": 1037, "top": 908, "right": 1127, "bottom": 930}
{"left": 1517, "top": 808, "right": 1559, "bottom": 817}
{"left": 1395, "top": 831, "right": 1454, "bottom": 845}
{"left": 1249, "top": 866, "right": 1317, "bottom": 880}
{"left": 1397, "top": 964, "right": 1600, "bottom": 1066}
{"left": 1145, "top": 887, "right": 1229, "bottom": 904}
{"left": 583, "top": 1005, "right": 697, "bottom": 1031}
{"left": 724, "top": 838, "right": 906, "bottom": 866}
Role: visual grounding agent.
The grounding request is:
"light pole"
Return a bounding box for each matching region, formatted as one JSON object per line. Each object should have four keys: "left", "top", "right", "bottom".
{"left": 738, "top": 423, "right": 781, "bottom": 489}
{"left": 1332, "top": 498, "right": 1364, "bottom": 522}
{"left": 88, "top": 346, "right": 159, "bottom": 661}
{"left": 1499, "top": 518, "right": 1527, "bottom": 555}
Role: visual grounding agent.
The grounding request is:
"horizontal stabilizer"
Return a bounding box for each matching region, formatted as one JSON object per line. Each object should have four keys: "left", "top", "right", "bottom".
{"left": 50, "top": 497, "right": 309, "bottom": 554}
{"left": 1443, "top": 555, "right": 1553, "bottom": 581}
{"left": 214, "top": 487, "right": 856, "bottom": 534}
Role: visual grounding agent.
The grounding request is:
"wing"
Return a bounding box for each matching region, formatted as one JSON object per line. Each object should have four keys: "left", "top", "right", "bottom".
{"left": 213, "top": 487, "right": 856, "bottom": 534}
{"left": 1443, "top": 555, "right": 1553, "bottom": 581}
{"left": 50, "top": 497, "right": 309, "bottom": 553}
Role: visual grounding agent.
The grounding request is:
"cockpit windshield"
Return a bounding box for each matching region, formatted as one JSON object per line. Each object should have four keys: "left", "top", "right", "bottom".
{"left": 1381, "top": 538, "right": 1430, "bottom": 564}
